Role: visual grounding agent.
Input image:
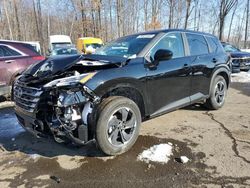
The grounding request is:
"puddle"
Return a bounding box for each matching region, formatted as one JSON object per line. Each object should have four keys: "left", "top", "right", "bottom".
{"left": 0, "top": 108, "right": 25, "bottom": 140}
{"left": 4, "top": 135, "right": 212, "bottom": 187}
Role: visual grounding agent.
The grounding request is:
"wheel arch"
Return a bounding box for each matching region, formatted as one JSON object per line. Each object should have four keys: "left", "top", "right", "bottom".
{"left": 93, "top": 79, "right": 147, "bottom": 120}
{"left": 209, "top": 67, "right": 230, "bottom": 96}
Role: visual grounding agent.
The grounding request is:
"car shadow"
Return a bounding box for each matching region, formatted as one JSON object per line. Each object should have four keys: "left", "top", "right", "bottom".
{"left": 183, "top": 103, "right": 208, "bottom": 111}
{"left": 0, "top": 132, "right": 105, "bottom": 158}
{"left": 0, "top": 107, "right": 105, "bottom": 158}
{"left": 230, "top": 82, "right": 250, "bottom": 97}
{"left": 0, "top": 96, "right": 7, "bottom": 102}
{"left": 0, "top": 103, "right": 208, "bottom": 158}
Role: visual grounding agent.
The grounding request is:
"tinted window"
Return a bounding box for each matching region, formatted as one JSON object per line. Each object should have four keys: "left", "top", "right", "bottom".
{"left": 21, "top": 43, "right": 40, "bottom": 54}
{"left": 150, "top": 33, "right": 184, "bottom": 61}
{"left": 0, "top": 47, "right": 4, "bottom": 57}
{"left": 0, "top": 45, "right": 21, "bottom": 57}
{"left": 95, "top": 34, "right": 156, "bottom": 58}
{"left": 186, "top": 33, "right": 209, "bottom": 56}
{"left": 206, "top": 37, "right": 224, "bottom": 53}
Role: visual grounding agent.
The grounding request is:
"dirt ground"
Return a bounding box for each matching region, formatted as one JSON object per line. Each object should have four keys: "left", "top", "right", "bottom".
{"left": 0, "top": 74, "right": 249, "bottom": 188}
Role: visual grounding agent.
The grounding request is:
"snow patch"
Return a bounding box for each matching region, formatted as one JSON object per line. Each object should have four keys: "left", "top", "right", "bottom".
{"left": 137, "top": 144, "right": 173, "bottom": 164}
{"left": 180, "top": 156, "right": 189, "bottom": 163}
{"left": 29, "top": 154, "right": 41, "bottom": 160}
{"left": 231, "top": 71, "right": 250, "bottom": 83}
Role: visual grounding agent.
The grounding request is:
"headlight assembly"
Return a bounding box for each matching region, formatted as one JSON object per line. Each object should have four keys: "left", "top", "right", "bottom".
{"left": 44, "top": 72, "right": 97, "bottom": 88}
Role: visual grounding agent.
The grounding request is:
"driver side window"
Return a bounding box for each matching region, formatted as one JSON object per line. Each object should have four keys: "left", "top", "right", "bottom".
{"left": 149, "top": 33, "right": 185, "bottom": 61}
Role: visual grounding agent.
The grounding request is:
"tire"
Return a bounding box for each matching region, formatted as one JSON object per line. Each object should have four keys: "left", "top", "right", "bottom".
{"left": 205, "top": 75, "right": 227, "bottom": 110}
{"left": 96, "top": 96, "right": 141, "bottom": 155}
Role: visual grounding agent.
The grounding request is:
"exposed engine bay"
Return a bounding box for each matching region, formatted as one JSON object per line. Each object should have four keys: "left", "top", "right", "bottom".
{"left": 14, "top": 54, "right": 127, "bottom": 145}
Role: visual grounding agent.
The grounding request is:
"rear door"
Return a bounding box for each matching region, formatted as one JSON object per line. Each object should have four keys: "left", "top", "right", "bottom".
{"left": 185, "top": 33, "right": 213, "bottom": 100}
{"left": 145, "top": 32, "right": 192, "bottom": 116}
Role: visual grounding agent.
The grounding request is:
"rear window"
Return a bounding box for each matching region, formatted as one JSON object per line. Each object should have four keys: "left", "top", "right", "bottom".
{"left": 206, "top": 37, "right": 224, "bottom": 53}
{"left": 0, "top": 45, "right": 21, "bottom": 57}
{"left": 186, "top": 33, "right": 209, "bottom": 56}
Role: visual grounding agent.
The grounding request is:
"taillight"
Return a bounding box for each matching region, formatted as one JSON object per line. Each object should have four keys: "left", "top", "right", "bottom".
{"left": 32, "top": 56, "right": 45, "bottom": 60}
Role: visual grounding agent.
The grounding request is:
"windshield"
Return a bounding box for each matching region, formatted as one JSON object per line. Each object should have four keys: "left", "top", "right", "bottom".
{"left": 223, "top": 44, "right": 240, "bottom": 52}
{"left": 51, "top": 45, "right": 78, "bottom": 55}
{"left": 86, "top": 43, "right": 103, "bottom": 49}
{"left": 95, "top": 34, "right": 156, "bottom": 58}
{"left": 52, "top": 43, "right": 72, "bottom": 49}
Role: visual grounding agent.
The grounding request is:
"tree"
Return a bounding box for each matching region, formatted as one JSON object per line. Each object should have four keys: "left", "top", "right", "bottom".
{"left": 0, "top": 0, "right": 247, "bottom": 53}
{"left": 218, "top": 0, "right": 238, "bottom": 40}
{"left": 3, "top": 0, "right": 13, "bottom": 40}
{"left": 227, "top": 1, "right": 238, "bottom": 42}
{"left": 244, "top": 0, "right": 249, "bottom": 48}
{"left": 116, "top": 0, "right": 122, "bottom": 37}
{"left": 167, "top": 0, "right": 175, "bottom": 28}
{"left": 184, "top": 0, "right": 193, "bottom": 29}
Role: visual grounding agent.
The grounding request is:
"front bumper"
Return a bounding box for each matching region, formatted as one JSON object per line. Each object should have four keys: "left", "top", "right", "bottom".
{"left": 15, "top": 105, "right": 44, "bottom": 137}
{"left": 232, "top": 58, "right": 250, "bottom": 71}
{"left": 13, "top": 76, "right": 99, "bottom": 144}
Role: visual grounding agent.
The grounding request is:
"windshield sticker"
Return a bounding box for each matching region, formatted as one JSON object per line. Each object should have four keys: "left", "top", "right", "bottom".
{"left": 78, "top": 60, "right": 107, "bottom": 66}
{"left": 128, "top": 54, "right": 137, "bottom": 59}
{"left": 136, "top": 34, "right": 155, "bottom": 39}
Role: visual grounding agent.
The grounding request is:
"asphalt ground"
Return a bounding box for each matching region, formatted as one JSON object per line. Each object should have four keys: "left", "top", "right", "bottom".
{"left": 0, "top": 74, "right": 249, "bottom": 188}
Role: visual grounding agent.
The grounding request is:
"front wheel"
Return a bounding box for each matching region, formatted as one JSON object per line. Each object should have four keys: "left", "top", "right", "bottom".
{"left": 205, "top": 75, "right": 227, "bottom": 110}
{"left": 95, "top": 96, "right": 141, "bottom": 155}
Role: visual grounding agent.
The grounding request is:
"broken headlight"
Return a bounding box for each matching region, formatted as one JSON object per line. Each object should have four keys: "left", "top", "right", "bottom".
{"left": 44, "top": 72, "right": 97, "bottom": 88}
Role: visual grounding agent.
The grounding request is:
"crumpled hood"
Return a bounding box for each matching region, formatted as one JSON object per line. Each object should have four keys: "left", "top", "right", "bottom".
{"left": 21, "top": 54, "right": 127, "bottom": 83}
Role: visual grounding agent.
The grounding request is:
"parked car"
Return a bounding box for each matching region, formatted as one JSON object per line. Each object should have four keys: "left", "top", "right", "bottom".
{"left": 77, "top": 37, "right": 103, "bottom": 54}
{"left": 221, "top": 42, "right": 250, "bottom": 72}
{"left": 0, "top": 40, "right": 45, "bottom": 97}
{"left": 14, "top": 29, "right": 231, "bottom": 155}
{"left": 22, "top": 41, "right": 41, "bottom": 54}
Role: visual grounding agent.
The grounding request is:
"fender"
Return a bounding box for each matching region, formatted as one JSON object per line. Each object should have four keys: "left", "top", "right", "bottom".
{"left": 87, "top": 76, "right": 148, "bottom": 116}
{"left": 209, "top": 65, "right": 231, "bottom": 96}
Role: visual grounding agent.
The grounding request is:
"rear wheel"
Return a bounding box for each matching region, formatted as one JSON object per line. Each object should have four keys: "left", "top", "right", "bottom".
{"left": 96, "top": 96, "right": 141, "bottom": 155}
{"left": 205, "top": 75, "right": 227, "bottom": 110}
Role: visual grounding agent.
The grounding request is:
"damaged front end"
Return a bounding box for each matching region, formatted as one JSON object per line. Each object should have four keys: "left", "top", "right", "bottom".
{"left": 15, "top": 73, "right": 99, "bottom": 145}
{"left": 14, "top": 55, "right": 125, "bottom": 145}
{"left": 43, "top": 75, "right": 100, "bottom": 145}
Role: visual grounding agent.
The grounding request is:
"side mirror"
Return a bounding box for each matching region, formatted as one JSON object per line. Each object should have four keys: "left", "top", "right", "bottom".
{"left": 154, "top": 49, "right": 173, "bottom": 62}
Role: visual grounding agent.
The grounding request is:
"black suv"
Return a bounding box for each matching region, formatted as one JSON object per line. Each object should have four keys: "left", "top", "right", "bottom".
{"left": 14, "top": 29, "right": 231, "bottom": 155}
{"left": 221, "top": 42, "right": 250, "bottom": 72}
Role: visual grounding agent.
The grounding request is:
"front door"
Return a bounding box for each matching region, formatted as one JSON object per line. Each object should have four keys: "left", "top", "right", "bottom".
{"left": 145, "top": 32, "right": 192, "bottom": 116}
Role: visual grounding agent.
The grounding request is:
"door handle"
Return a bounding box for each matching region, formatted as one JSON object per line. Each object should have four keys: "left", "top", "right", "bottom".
{"left": 5, "top": 60, "right": 16, "bottom": 64}
{"left": 183, "top": 63, "right": 188, "bottom": 67}
{"left": 212, "top": 58, "right": 218, "bottom": 63}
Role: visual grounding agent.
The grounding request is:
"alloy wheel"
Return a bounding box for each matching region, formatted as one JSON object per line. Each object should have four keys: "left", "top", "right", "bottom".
{"left": 107, "top": 107, "right": 137, "bottom": 146}
{"left": 214, "top": 81, "right": 226, "bottom": 105}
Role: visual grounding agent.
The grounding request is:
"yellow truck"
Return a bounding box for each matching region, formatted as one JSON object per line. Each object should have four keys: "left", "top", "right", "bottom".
{"left": 77, "top": 37, "right": 103, "bottom": 54}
